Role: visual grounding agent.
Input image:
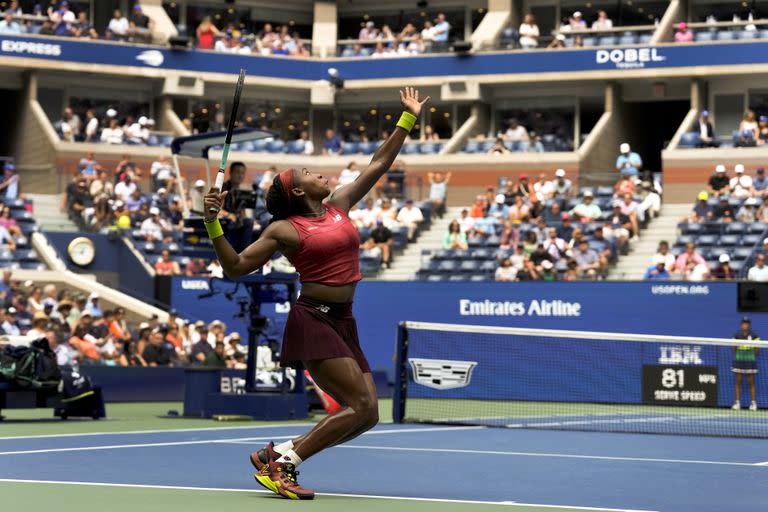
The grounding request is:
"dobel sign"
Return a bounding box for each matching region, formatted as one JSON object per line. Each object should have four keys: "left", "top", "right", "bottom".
{"left": 595, "top": 48, "right": 666, "bottom": 69}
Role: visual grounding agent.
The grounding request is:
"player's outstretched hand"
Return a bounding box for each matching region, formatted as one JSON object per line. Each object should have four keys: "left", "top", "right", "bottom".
{"left": 400, "top": 87, "right": 430, "bottom": 117}
{"left": 203, "top": 188, "right": 228, "bottom": 221}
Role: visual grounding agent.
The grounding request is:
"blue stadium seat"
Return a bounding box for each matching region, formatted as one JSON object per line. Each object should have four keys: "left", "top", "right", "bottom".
{"left": 459, "top": 260, "right": 477, "bottom": 273}
{"left": 485, "top": 235, "right": 501, "bottom": 247}
{"left": 748, "top": 223, "right": 767, "bottom": 234}
{"left": 736, "top": 30, "right": 759, "bottom": 40}
{"left": 761, "top": 29, "right": 768, "bottom": 40}
{"left": 598, "top": 36, "right": 618, "bottom": 46}
{"left": 725, "top": 222, "right": 747, "bottom": 234}
{"left": 638, "top": 33, "right": 652, "bottom": 44}
{"left": 437, "top": 260, "right": 458, "bottom": 273}
{"left": 716, "top": 30, "right": 735, "bottom": 41}
{"left": 448, "top": 275, "right": 468, "bottom": 281}
{"left": 342, "top": 142, "right": 359, "bottom": 154}
{"left": 679, "top": 132, "right": 700, "bottom": 148}
{"left": 340, "top": 47, "right": 355, "bottom": 57}
{"left": 741, "top": 234, "right": 762, "bottom": 246}
{"left": 734, "top": 247, "right": 754, "bottom": 260}
{"left": 359, "top": 142, "right": 378, "bottom": 154}
{"left": 471, "top": 249, "right": 491, "bottom": 260}
{"left": 677, "top": 234, "right": 695, "bottom": 245}
{"left": 469, "top": 275, "right": 488, "bottom": 282}
{"left": 581, "top": 37, "right": 596, "bottom": 47}
{"left": 694, "top": 31, "right": 714, "bottom": 42}
{"left": 238, "top": 141, "right": 254, "bottom": 152}
{"left": 696, "top": 234, "right": 718, "bottom": 246}
{"left": 228, "top": 142, "right": 242, "bottom": 152}
{"left": 618, "top": 35, "right": 637, "bottom": 45}
{"left": 252, "top": 139, "right": 268, "bottom": 152}
{"left": 147, "top": 134, "right": 160, "bottom": 146}
{"left": 402, "top": 143, "right": 420, "bottom": 155}
{"left": 479, "top": 260, "right": 497, "bottom": 273}
{"left": 420, "top": 143, "right": 441, "bottom": 154}
{"left": 463, "top": 140, "right": 480, "bottom": 153}
{"left": 467, "top": 236, "right": 485, "bottom": 248}
{"left": 287, "top": 140, "right": 305, "bottom": 154}
{"left": 480, "top": 140, "right": 496, "bottom": 152}
{"left": 266, "top": 140, "right": 285, "bottom": 153}
{"left": 426, "top": 274, "right": 445, "bottom": 282}
{"left": 719, "top": 235, "right": 740, "bottom": 246}
{"left": 161, "top": 135, "right": 175, "bottom": 147}
{"left": 596, "top": 187, "right": 614, "bottom": 197}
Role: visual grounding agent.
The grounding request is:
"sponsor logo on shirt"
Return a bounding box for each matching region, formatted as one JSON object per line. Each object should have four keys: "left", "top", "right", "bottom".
{"left": 307, "top": 226, "right": 318, "bottom": 231}
{"left": 333, "top": 214, "right": 342, "bottom": 222}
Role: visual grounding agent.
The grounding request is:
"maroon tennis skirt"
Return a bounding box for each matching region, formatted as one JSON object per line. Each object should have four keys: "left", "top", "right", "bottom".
{"left": 280, "top": 295, "right": 371, "bottom": 373}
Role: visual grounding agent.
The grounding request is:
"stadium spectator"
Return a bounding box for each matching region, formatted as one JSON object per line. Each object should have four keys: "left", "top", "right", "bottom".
{"left": 370, "top": 220, "right": 393, "bottom": 267}
{"left": 114, "top": 173, "right": 137, "bottom": 203}
{"left": 748, "top": 253, "right": 768, "bottom": 281}
{"left": 571, "top": 191, "right": 601, "bottom": 221}
{"left": 503, "top": 119, "right": 529, "bottom": 142}
{"left": 639, "top": 180, "right": 662, "bottom": 219}
{"left": 155, "top": 249, "right": 182, "bottom": 276}
{"left": 548, "top": 34, "right": 566, "bottom": 48}
{"left": 443, "top": 220, "right": 468, "bottom": 251}
{"left": 488, "top": 194, "right": 509, "bottom": 220}
{"left": 142, "top": 328, "right": 174, "bottom": 367}
{"left": 2, "top": 307, "right": 20, "bottom": 335}
{"left": 140, "top": 207, "right": 167, "bottom": 241}
{"left": 396, "top": 199, "right": 423, "bottom": 242}
{"left": 74, "top": 11, "right": 98, "bottom": 39}
{"left": 498, "top": 221, "right": 519, "bottom": 253}
{"left": 557, "top": 214, "right": 575, "bottom": 241}
{"left": 757, "top": 199, "right": 768, "bottom": 223}
{"left": 196, "top": 16, "right": 222, "bottom": 50}
{"left": 708, "top": 165, "right": 730, "bottom": 197}
{"left": 321, "top": 129, "right": 342, "bottom": 155}
{"left": 543, "top": 228, "right": 567, "bottom": 261}
{"left": 568, "top": 11, "right": 587, "bottom": 30}
{"left": 644, "top": 254, "right": 671, "bottom": 280}
{"left": 674, "top": 22, "right": 693, "bottom": 43}
{"left": 519, "top": 14, "right": 539, "bottom": 49}
{"left": 107, "top": 9, "right": 129, "bottom": 40}
{"left": 540, "top": 260, "right": 557, "bottom": 281}
{"left": 0, "top": 13, "right": 22, "bottom": 33}
{"left": 3, "top": 1, "right": 21, "bottom": 16}
{"left": 730, "top": 164, "right": 753, "bottom": 199}
{"left": 711, "top": 195, "right": 735, "bottom": 222}
{"left": 48, "top": 1, "right": 75, "bottom": 36}
{"left": 337, "top": 161, "right": 360, "bottom": 189}
{"left": 188, "top": 180, "right": 206, "bottom": 215}
{"left": 508, "top": 195, "right": 531, "bottom": 223}
{"left": 359, "top": 236, "right": 382, "bottom": 261}
{"left": 100, "top": 118, "right": 124, "bottom": 144}
{"left": 0, "top": 163, "right": 19, "bottom": 200}
{"left": 428, "top": 172, "right": 450, "bottom": 218}
{"left": 737, "top": 110, "right": 759, "bottom": 147}
{"left": 615, "top": 143, "right": 642, "bottom": 175}
{"left": 83, "top": 110, "right": 99, "bottom": 142}
{"left": 203, "top": 340, "right": 227, "bottom": 368}
{"left": 495, "top": 257, "right": 517, "bottom": 281}
{"left": 550, "top": 169, "right": 574, "bottom": 199}
{"left": 673, "top": 242, "right": 705, "bottom": 274}
{"left": 697, "top": 111, "right": 716, "bottom": 147}
{"left": 420, "top": 125, "right": 440, "bottom": 142}
{"left": 592, "top": 10, "right": 613, "bottom": 30}
{"left": 377, "top": 198, "right": 399, "bottom": 228}
{"left": 573, "top": 239, "right": 601, "bottom": 279}
{"left": 431, "top": 13, "right": 450, "bottom": 52}
{"left": 607, "top": 202, "right": 632, "bottom": 249}
{"left": 711, "top": 254, "right": 737, "bottom": 280}
{"left": 529, "top": 243, "right": 555, "bottom": 271}
{"left": 615, "top": 173, "right": 636, "bottom": 197}
{"left": 543, "top": 202, "right": 562, "bottom": 224}
{"left": 737, "top": 197, "right": 759, "bottom": 222}
{"left": 752, "top": 168, "right": 768, "bottom": 197}
{"left": 758, "top": 116, "right": 768, "bottom": 146}
{"left": 653, "top": 241, "right": 676, "bottom": 272}
{"left": 457, "top": 208, "right": 475, "bottom": 234}
{"left": 359, "top": 20, "right": 378, "bottom": 40}
{"left": 618, "top": 194, "right": 641, "bottom": 241}
{"left": 130, "top": 5, "right": 151, "bottom": 33}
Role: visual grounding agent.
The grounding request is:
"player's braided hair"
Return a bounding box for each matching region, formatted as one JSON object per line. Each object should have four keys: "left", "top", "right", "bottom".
{"left": 266, "top": 174, "right": 293, "bottom": 222}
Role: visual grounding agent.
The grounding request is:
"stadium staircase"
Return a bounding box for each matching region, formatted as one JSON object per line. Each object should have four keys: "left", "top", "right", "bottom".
{"left": 26, "top": 194, "right": 78, "bottom": 232}
{"left": 608, "top": 203, "right": 690, "bottom": 280}
{"left": 376, "top": 206, "right": 463, "bottom": 281}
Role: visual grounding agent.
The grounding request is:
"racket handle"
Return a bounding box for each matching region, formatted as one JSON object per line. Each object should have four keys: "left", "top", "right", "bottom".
{"left": 208, "top": 172, "right": 227, "bottom": 214}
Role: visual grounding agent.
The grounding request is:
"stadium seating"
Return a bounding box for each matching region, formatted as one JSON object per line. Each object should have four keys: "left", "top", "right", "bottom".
{"left": 4, "top": 199, "right": 45, "bottom": 270}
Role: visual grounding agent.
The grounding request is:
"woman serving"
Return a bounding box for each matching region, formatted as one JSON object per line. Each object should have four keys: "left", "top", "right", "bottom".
{"left": 203, "top": 88, "right": 429, "bottom": 500}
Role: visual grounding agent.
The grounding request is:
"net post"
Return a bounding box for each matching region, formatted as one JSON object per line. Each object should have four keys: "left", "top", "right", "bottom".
{"left": 392, "top": 321, "right": 409, "bottom": 424}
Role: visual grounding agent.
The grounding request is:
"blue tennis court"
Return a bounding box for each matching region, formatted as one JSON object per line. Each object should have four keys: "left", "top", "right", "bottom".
{"left": 1, "top": 421, "right": 766, "bottom": 511}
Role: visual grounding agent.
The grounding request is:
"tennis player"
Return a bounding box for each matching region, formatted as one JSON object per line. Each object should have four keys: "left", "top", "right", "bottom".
{"left": 203, "top": 88, "right": 429, "bottom": 500}
{"left": 732, "top": 316, "right": 759, "bottom": 411}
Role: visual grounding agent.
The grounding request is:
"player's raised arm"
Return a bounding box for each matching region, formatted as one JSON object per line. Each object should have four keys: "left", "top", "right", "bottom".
{"left": 329, "top": 87, "right": 429, "bottom": 212}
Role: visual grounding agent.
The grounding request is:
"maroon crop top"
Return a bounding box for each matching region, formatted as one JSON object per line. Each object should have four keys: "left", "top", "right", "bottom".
{"left": 285, "top": 203, "right": 362, "bottom": 286}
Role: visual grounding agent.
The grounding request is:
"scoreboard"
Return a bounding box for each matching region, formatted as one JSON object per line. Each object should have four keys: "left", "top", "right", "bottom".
{"left": 642, "top": 365, "right": 719, "bottom": 407}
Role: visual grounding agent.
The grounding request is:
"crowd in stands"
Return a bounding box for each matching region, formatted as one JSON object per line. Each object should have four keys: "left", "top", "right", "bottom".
{"left": 0, "top": 2, "right": 152, "bottom": 42}
{"left": 0, "top": 275, "right": 256, "bottom": 369}
{"left": 199, "top": 17, "right": 310, "bottom": 57}
{"left": 338, "top": 13, "right": 451, "bottom": 57}
{"left": 419, "top": 150, "right": 660, "bottom": 281}
{"left": 675, "top": 11, "right": 767, "bottom": 44}
{"left": 680, "top": 109, "right": 768, "bottom": 149}
{"left": 662, "top": 163, "right": 768, "bottom": 281}
{"left": 466, "top": 116, "right": 573, "bottom": 153}
{"left": 54, "top": 105, "right": 171, "bottom": 147}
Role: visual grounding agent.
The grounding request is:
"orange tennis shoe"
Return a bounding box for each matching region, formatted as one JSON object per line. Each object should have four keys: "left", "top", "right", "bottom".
{"left": 254, "top": 461, "right": 315, "bottom": 500}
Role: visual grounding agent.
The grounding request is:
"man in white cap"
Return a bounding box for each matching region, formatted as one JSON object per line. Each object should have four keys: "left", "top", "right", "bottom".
{"left": 549, "top": 168, "right": 573, "bottom": 199}
{"left": 125, "top": 116, "right": 149, "bottom": 145}
{"left": 730, "top": 164, "right": 753, "bottom": 199}
{"left": 707, "top": 164, "right": 730, "bottom": 197}
{"left": 571, "top": 190, "right": 602, "bottom": 221}
{"left": 488, "top": 193, "right": 510, "bottom": 220}
{"left": 644, "top": 254, "right": 671, "bottom": 280}
{"left": 189, "top": 179, "right": 206, "bottom": 215}
{"left": 140, "top": 206, "right": 166, "bottom": 241}
{"left": 737, "top": 197, "right": 759, "bottom": 222}
{"left": 569, "top": 11, "right": 586, "bottom": 30}
{"left": 712, "top": 253, "right": 737, "bottom": 280}
{"left": 85, "top": 292, "right": 102, "bottom": 318}
{"left": 151, "top": 155, "right": 174, "bottom": 191}
{"left": 615, "top": 142, "right": 642, "bottom": 176}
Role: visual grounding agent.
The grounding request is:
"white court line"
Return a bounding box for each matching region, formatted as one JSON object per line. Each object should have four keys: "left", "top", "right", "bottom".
{"left": 0, "top": 478, "right": 658, "bottom": 511}
{"left": 335, "top": 444, "right": 766, "bottom": 468}
{"left": 0, "top": 422, "right": 320, "bottom": 441}
{"left": 0, "top": 425, "right": 483, "bottom": 456}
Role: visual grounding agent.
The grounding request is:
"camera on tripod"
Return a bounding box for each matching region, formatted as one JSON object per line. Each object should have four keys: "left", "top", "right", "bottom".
{"left": 230, "top": 188, "right": 258, "bottom": 211}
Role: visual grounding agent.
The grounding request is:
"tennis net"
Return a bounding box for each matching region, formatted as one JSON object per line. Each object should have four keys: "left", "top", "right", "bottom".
{"left": 393, "top": 321, "right": 768, "bottom": 438}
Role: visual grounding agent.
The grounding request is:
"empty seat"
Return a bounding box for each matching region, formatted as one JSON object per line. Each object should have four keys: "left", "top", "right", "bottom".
{"left": 719, "top": 235, "right": 740, "bottom": 246}
{"left": 459, "top": 260, "right": 477, "bottom": 273}
{"left": 716, "top": 30, "right": 735, "bottom": 41}
{"left": 638, "top": 33, "right": 652, "bottom": 44}
{"left": 736, "top": 30, "right": 759, "bottom": 40}
{"left": 748, "top": 223, "right": 767, "bottom": 234}
{"left": 469, "top": 275, "right": 488, "bottom": 282}
{"left": 725, "top": 222, "right": 747, "bottom": 234}
{"left": 679, "top": 223, "right": 702, "bottom": 235}
{"left": 676, "top": 234, "right": 695, "bottom": 245}
{"left": 402, "top": 144, "right": 420, "bottom": 155}
{"left": 694, "top": 31, "right": 714, "bottom": 42}
{"left": 448, "top": 274, "right": 468, "bottom": 281}
{"left": 239, "top": 141, "right": 255, "bottom": 152}
{"left": 598, "top": 36, "right": 618, "bottom": 46}
{"left": 266, "top": 140, "right": 285, "bottom": 153}
{"left": 734, "top": 247, "right": 755, "bottom": 260}
{"left": 471, "top": 249, "right": 491, "bottom": 260}
{"left": 596, "top": 187, "right": 614, "bottom": 197}
{"left": 463, "top": 140, "right": 480, "bottom": 153}
{"left": 741, "top": 234, "right": 762, "bottom": 246}
{"left": 696, "top": 234, "right": 718, "bottom": 246}
{"left": 342, "top": 142, "right": 359, "bottom": 154}
{"left": 426, "top": 274, "right": 445, "bottom": 282}
{"left": 618, "top": 35, "right": 637, "bottom": 45}
{"left": 252, "top": 139, "right": 268, "bottom": 152}
{"left": 581, "top": 37, "right": 597, "bottom": 47}
{"left": 679, "top": 132, "right": 700, "bottom": 148}
{"left": 420, "top": 143, "right": 441, "bottom": 154}
{"left": 479, "top": 260, "right": 498, "bottom": 273}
